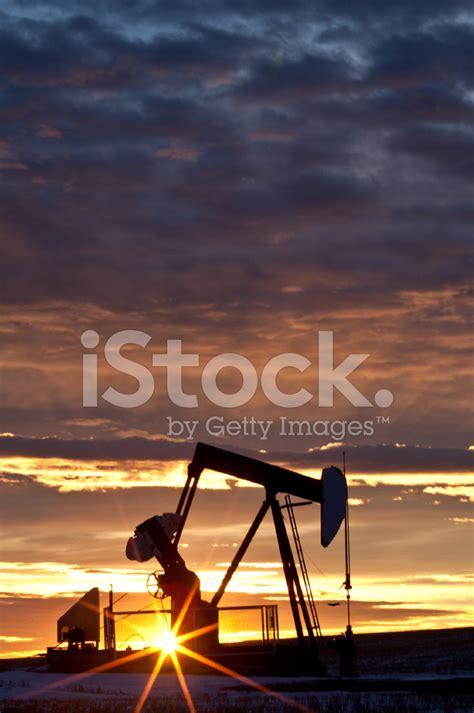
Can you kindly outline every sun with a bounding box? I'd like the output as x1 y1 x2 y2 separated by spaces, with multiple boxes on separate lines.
153 630 178 655
26 584 308 713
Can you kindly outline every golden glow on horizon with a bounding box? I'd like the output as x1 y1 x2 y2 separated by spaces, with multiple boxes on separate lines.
2 561 473 601
1 455 472 659
1 455 473 496
0 635 33 643
0 457 259 491
12 592 310 712
0 457 189 491
1 556 472 658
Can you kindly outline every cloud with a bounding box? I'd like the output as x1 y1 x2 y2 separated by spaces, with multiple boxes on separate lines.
423 485 474 502
0 434 192 461
1 467 472 656
0 635 34 642
367 23 474 90
0 5 472 321
0 434 472 471
0 0 472 660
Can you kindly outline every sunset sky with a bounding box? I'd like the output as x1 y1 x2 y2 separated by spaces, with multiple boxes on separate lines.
0 0 473 657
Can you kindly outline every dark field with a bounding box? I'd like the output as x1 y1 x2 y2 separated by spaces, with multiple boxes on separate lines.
323 626 474 676
1 627 473 712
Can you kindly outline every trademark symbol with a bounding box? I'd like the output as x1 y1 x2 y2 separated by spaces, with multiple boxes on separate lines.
377 415 390 424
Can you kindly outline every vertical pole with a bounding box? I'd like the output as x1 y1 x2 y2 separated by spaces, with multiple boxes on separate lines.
110 584 116 652
343 451 352 631
103 608 108 651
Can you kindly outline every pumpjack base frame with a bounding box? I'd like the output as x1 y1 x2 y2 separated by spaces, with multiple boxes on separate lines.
47 640 326 676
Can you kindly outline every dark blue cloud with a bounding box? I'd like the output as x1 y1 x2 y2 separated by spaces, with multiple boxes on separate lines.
0 435 472 474
0 0 472 447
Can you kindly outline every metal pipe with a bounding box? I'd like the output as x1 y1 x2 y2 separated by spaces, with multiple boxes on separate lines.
211 499 271 607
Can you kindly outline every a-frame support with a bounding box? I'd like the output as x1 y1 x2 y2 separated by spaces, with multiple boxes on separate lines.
207 489 318 651
211 498 271 607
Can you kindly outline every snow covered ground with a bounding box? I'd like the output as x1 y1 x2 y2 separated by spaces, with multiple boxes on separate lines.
1 668 473 712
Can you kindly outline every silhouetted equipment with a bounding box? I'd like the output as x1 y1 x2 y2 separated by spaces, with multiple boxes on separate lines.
57 587 100 649
103 584 115 652
126 511 218 650
50 443 351 675
124 442 348 672
339 451 356 675
334 624 357 677
177 443 346 548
